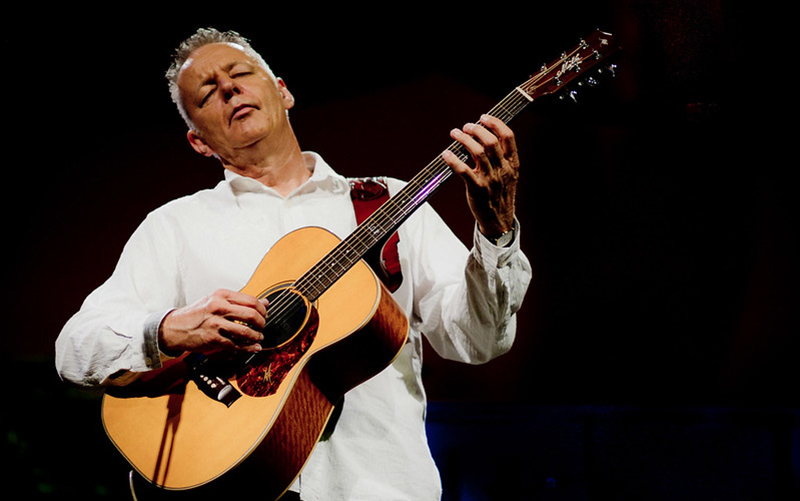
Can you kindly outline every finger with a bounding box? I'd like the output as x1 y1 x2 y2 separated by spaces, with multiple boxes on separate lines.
453 121 510 175
220 318 265 347
221 290 269 316
236 301 269 327
464 122 503 166
212 290 269 328
442 148 480 185
478 115 519 163
464 118 517 167
227 304 268 334
448 126 491 174
204 333 261 355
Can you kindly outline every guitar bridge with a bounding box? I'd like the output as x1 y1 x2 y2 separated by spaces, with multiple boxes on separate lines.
188 354 242 407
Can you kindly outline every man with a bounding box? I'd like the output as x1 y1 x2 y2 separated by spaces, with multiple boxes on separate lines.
56 28 532 500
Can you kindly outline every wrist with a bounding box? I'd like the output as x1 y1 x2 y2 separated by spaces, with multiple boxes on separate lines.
157 310 184 358
481 224 515 247
489 228 514 247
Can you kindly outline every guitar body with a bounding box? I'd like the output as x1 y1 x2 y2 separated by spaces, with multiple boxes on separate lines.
101 227 409 500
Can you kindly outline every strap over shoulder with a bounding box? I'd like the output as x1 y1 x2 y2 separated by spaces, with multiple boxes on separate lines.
348 177 403 292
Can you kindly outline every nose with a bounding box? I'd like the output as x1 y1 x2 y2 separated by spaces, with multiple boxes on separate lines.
219 76 241 102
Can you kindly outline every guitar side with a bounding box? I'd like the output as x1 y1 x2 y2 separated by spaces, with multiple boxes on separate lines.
101 226 409 499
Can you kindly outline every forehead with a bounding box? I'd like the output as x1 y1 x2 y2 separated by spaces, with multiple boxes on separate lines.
178 43 258 83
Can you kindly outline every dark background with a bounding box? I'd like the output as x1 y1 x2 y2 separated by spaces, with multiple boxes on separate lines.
2 2 795 499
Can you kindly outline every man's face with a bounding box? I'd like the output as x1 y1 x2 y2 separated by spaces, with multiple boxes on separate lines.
177 43 293 159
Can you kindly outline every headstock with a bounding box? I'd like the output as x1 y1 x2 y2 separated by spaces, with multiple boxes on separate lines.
519 30 620 103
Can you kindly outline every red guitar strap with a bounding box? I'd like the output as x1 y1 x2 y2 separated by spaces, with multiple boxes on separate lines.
348 177 403 292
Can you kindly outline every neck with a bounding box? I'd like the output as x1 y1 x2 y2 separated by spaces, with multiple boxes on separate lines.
221 131 310 197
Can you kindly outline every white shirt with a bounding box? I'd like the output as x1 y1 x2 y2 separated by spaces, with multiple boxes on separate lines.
55 152 532 500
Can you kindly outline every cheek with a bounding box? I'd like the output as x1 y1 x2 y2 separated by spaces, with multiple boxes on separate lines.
192 108 227 137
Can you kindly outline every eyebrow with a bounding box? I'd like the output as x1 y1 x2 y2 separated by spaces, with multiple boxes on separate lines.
199 61 254 86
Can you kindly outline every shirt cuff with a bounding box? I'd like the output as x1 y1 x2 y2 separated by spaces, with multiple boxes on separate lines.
474 217 522 267
144 308 178 369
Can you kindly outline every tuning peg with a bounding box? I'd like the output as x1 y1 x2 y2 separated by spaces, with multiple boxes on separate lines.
559 89 579 103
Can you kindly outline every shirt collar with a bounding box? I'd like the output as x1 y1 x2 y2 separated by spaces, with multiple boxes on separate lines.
223 151 350 196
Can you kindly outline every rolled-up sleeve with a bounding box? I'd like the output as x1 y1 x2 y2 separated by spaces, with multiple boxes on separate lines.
55 213 182 387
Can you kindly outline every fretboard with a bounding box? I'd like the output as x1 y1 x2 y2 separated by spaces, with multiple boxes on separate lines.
294 88 534 302
291 28 619 302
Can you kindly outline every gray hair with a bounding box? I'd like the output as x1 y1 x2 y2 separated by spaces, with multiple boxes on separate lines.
165 27 278 130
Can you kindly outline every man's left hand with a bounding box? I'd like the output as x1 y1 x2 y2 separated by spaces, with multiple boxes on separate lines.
442 114 520 241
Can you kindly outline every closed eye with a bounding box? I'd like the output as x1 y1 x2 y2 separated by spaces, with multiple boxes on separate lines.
196 63 255 106
199 87 215 107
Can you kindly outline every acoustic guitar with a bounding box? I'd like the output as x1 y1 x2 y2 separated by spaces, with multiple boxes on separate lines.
101 30 620 500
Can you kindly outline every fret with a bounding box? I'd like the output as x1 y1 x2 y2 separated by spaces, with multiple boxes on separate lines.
293 94 535 303
283 30 619 306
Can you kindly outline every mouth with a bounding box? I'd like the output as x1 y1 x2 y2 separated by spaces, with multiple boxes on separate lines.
229 104 258 124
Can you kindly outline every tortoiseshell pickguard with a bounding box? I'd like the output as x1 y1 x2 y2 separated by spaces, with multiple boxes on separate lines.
235 306 320 397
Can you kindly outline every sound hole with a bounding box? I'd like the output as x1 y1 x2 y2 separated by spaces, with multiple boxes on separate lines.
260 286 310 349
236 286 319 398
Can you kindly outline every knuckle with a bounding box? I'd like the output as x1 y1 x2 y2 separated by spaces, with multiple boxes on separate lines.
207 317 226 332
205 294 227 310
237 324 252 339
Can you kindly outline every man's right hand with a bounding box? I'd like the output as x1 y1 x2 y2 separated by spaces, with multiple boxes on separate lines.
158 289 268 355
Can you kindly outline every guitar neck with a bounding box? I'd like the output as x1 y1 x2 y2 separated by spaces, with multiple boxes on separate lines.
295 89 533 302
294 29 619 302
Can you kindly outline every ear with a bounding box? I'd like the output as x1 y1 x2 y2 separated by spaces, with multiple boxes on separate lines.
276 78 295 110
187 130 215 157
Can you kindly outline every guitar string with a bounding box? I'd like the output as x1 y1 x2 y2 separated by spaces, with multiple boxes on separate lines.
317 39 610 266
260 47 599 326
301 75 546 272
258 63 574 329
295 94 527 294
254 45 604 339
288 44 599 299
231 43 614 376
191 40 613 381
261 40 605 305
256 91 532 330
